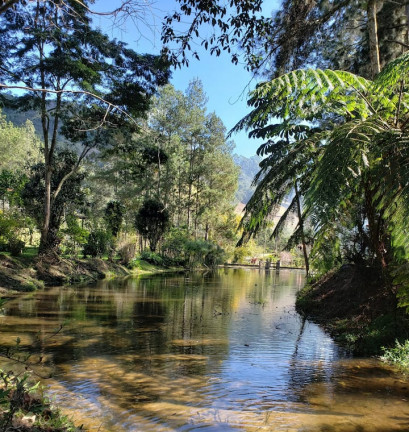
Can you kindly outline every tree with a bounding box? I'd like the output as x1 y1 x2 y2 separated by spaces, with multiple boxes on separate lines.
233 52 409 278
104 201 125 238
161 0 269 69
0 0 156 20
233 122 319 275
161 1 409 79
21 151 86 255
134 199 170 252
0 110 41 173
0 0 169 256
92 81 239 243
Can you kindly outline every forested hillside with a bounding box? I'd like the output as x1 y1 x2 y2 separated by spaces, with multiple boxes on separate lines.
2 104 258 206
232 154 261 204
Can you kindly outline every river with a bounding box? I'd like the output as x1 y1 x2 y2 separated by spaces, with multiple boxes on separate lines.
0 268 408 431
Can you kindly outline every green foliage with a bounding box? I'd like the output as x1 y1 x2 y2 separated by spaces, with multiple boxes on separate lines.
0 111 41 173
232 244 254 264
381 340 409 370
83 230 112 258
91 81 238 249
0 210 27 256
162 228 225 267
0 369 82 431
0 169 28 208
22 150 86 254
0 1 170 256
139 250 164 266
118 241 137 265
234 52 409 281
62 214 89 255
135 199 170 252
104 201 125 238
183 239 225 268
162 227 191 264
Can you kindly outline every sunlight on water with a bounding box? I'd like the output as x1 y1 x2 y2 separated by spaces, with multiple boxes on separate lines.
0 269 408 431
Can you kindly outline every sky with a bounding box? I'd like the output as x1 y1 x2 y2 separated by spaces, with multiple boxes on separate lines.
94 0 277 158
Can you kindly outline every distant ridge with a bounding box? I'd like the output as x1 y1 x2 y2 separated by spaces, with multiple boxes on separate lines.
233 153 261 204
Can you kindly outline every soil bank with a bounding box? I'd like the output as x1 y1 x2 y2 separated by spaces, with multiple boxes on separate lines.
296 264 409 355
0 253 178 295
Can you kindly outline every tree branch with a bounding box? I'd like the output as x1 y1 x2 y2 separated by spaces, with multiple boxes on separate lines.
0 83 137 125
0 0 19 14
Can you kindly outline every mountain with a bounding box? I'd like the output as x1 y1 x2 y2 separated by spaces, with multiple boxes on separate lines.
233 154 261 204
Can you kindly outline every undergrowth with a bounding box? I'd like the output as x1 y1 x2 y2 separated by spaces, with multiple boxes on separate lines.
0 369 83 431
381 340 409 370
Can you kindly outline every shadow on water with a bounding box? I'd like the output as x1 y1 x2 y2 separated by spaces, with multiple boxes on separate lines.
0 269 408 431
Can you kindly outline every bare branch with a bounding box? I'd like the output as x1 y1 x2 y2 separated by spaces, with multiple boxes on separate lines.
0 83 137 125
386 39 409 49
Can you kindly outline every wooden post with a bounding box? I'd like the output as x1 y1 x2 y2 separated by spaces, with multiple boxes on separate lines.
276 259 280 272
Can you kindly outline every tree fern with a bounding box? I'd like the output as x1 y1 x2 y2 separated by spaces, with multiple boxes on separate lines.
232 51 409 284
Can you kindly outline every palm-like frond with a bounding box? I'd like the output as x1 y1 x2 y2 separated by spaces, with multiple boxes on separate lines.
234 52 409 276
230 69 372 137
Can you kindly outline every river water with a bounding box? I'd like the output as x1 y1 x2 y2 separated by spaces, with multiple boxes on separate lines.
0 268 408 431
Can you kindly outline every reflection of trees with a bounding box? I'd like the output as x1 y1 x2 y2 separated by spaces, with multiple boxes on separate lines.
0 269 315 430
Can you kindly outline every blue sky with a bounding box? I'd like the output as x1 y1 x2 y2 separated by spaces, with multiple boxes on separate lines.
95 0 277 157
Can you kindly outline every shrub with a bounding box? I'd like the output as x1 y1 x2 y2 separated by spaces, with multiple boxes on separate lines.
83 230 111 258
381 340 409 369
0 211 26 256
0 369 81 431
8 237 25 257
162 228 190 265
118 242 136 265
184 239 225 268
139 250 164 266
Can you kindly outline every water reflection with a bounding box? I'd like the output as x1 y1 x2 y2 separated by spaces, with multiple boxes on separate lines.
0 269 408 431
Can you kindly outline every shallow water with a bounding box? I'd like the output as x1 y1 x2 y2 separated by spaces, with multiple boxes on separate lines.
0 268 408 431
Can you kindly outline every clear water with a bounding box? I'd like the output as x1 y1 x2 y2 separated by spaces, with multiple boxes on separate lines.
0 268 408 431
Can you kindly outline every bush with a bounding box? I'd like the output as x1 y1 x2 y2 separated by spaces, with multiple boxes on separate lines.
139 250 164 266
62 214 89 255
0 211 26 256
8 237 25 257
118 242 136 265
184 239 225 268
381 340 409 369
204 244 225 267
0 369 81 431
83 230 111 258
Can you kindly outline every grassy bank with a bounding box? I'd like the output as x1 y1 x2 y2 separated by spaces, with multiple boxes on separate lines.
0 249 181 295
296 264 409 355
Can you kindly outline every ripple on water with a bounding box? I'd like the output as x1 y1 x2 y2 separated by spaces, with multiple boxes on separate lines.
0 270 408 431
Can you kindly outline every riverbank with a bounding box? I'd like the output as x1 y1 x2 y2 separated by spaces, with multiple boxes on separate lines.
0 252 183 431
0 252 178 295
296 264 409 355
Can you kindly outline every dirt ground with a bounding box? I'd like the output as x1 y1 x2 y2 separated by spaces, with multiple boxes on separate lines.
296 264 409 354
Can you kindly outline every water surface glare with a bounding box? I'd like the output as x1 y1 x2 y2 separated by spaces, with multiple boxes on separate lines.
0 269 409 431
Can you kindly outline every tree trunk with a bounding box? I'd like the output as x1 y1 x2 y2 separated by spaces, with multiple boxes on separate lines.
204 223 209 241
364 180 388 269
367 0 381 78
294 179 310 276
